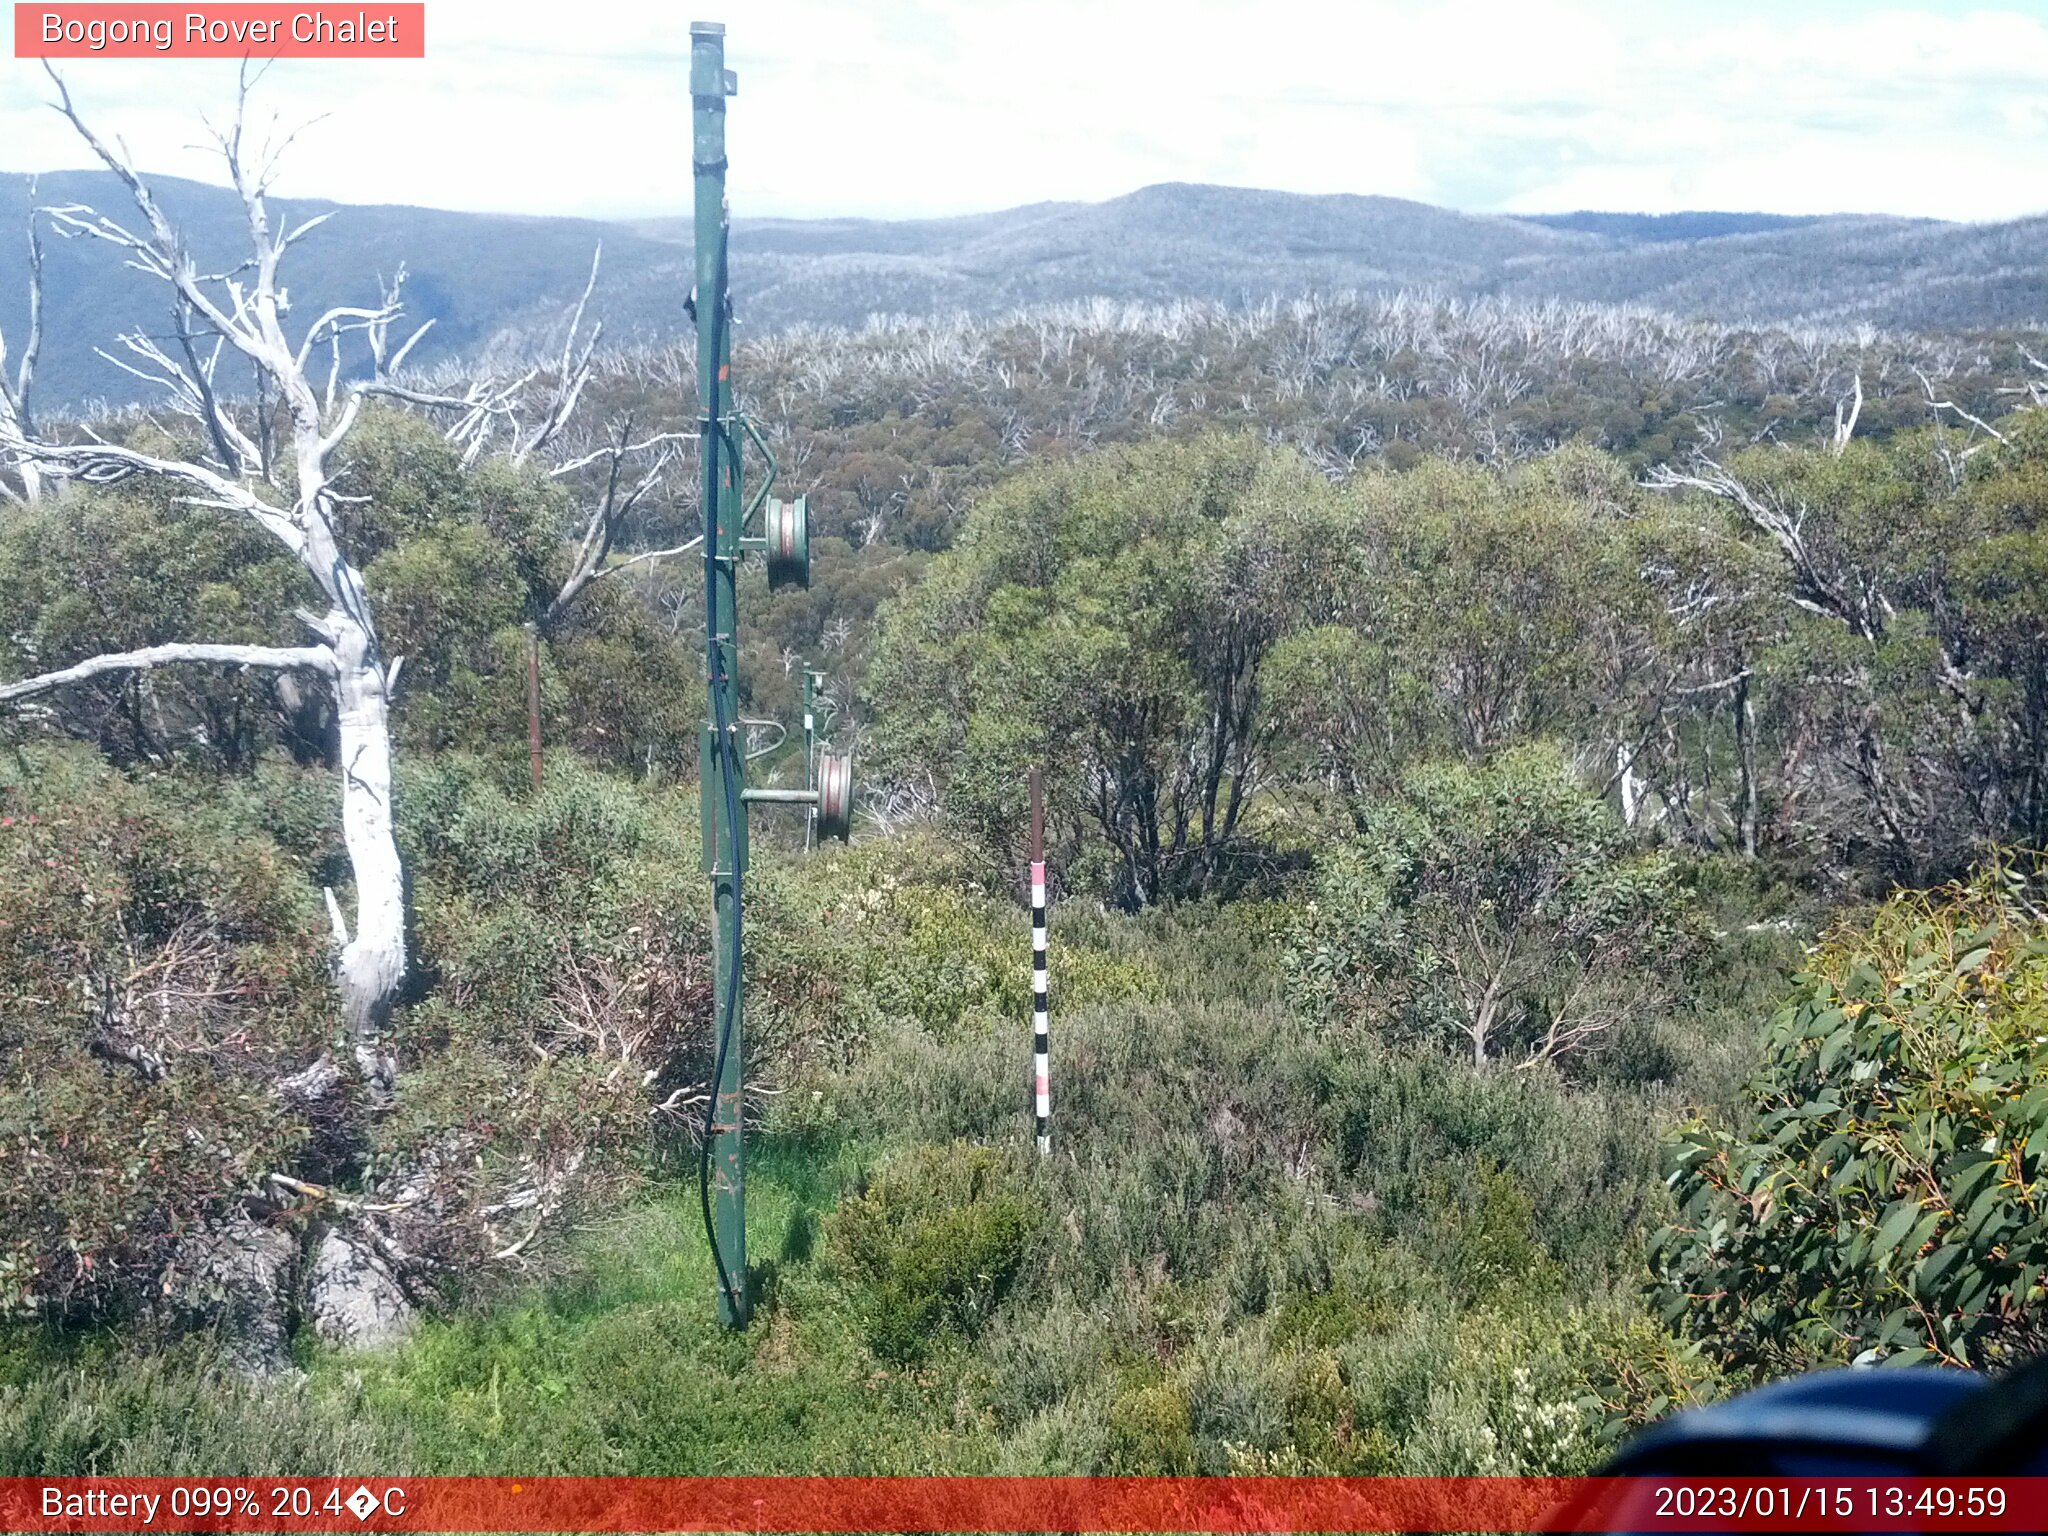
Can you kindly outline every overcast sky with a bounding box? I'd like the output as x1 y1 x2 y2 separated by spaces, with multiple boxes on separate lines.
3 0 2046 223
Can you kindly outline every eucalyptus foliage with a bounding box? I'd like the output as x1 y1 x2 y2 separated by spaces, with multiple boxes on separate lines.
1653 870 2048 1375
1286 745 1699 1066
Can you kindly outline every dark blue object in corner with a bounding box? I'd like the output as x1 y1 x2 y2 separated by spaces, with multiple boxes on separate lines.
1604 1367 1987 1476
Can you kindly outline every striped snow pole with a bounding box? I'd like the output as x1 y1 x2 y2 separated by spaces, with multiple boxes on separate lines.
1031 858 1050 1154
1029 767 1050 1155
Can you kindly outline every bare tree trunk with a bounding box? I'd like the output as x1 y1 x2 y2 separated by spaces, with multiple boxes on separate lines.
1471 967 1507 1066
332 618 404 1089
0 179 44 506
1615 740 1643 828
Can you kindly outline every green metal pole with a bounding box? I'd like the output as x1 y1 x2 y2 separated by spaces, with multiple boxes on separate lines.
691 18 748 1329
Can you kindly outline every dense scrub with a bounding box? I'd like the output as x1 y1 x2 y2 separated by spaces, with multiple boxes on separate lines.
560 294 2040 756
871 422 2048 906
3 310 2046 1471
0 749 335 1321
3 856 1753 1474
1285 745 1702 1067
0 747 706 1326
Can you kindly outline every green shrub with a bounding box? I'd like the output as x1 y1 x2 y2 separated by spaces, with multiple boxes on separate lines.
1319 1043 1668 1291
1275 1350 1399 1474
1102 1380 1196 1473
1434 1159 1557 1301
759 833 1160 1057
0 474 306 768
0 747 334 1321
399 755 654 911
1652 868 2048 1375
1286 744 1700 1068
827 1142 1035 1360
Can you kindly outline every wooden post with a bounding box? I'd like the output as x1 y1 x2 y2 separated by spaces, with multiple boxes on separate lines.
1028 766 1049 1155
525 622 544 792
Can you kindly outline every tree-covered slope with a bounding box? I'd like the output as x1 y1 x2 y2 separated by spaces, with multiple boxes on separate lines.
8 173 2048 410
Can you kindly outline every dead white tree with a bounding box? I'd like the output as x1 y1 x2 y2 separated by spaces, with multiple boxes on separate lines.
467 260 702 782
1914 364 2008 485
2000 347 2048 410
539 415 697 631
0 70 439 1092
375 245 700 787
1644 442 1999 871
0 180 44 504
507 412 694 789
1644 454 1893 643
387 244 608 471
1831 370 1862 457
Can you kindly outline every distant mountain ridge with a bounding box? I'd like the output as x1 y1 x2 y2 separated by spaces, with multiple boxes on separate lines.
2 174 2043 408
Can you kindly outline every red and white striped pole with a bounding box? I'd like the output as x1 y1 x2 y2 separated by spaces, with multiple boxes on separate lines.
1028 766 1050 1156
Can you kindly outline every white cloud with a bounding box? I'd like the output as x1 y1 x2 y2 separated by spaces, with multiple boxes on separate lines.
1 0 2044 221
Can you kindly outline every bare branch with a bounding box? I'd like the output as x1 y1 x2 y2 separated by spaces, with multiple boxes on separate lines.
266 1171 418 1215
0 642 335 705
42 68 255 357
539 420 690 629
1644 455 1884 641
574 533 703 587
0 428 304 551
323 886 351 947
1670 668 1754 697
1914 365 2007 448
278 208 336 252
507 244 604 466
1649 451 1982 721
547 430 690 478
385 316 434 377
295 302 398 371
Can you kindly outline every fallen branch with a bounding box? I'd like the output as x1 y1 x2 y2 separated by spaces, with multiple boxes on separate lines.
265 1171 419 1215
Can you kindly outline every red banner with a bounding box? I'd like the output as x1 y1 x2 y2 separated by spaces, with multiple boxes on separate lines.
13 5 425 58
2 1477 2046 1533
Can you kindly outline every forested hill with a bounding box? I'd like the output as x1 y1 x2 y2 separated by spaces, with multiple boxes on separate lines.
0 169 693 411
4 170 2046 407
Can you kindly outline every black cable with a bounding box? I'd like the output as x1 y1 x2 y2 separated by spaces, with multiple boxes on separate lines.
697 221 745 1323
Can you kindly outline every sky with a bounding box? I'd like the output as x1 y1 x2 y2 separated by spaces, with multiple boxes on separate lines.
2 0 2046 223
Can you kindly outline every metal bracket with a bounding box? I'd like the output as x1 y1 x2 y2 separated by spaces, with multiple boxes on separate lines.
741 414 778 525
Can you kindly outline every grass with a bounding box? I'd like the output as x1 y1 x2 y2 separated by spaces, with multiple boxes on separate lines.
329 1170 1002 1475
1 1146 1000 1476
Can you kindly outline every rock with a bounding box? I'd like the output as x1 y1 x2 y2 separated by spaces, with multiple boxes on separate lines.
162 1209 298 1377
304 1226 415 1350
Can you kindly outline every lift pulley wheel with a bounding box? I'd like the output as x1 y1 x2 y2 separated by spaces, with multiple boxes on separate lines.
764 496 811 591
815 749 854 842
